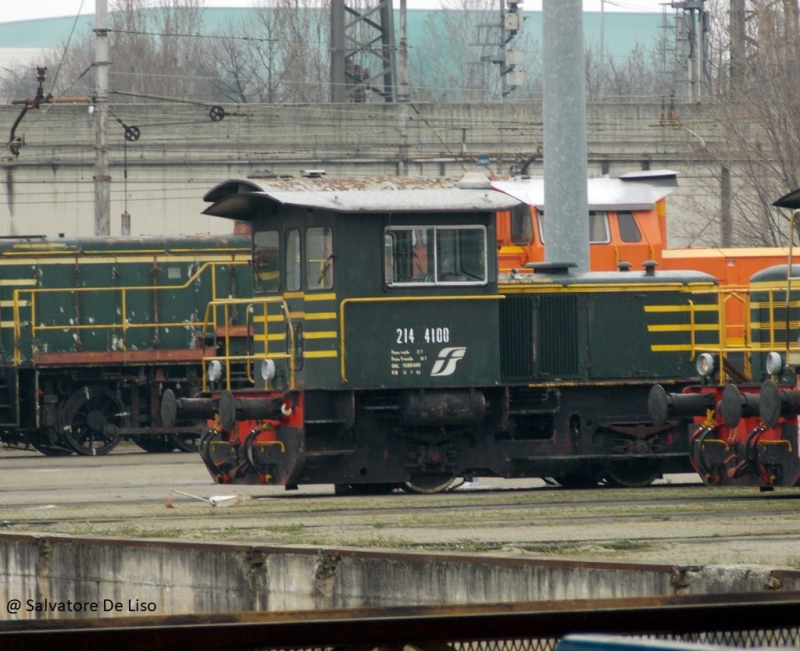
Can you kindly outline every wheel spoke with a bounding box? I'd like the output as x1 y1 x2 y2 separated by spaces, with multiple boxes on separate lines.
61 386 126 456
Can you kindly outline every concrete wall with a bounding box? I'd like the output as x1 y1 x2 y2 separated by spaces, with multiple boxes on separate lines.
0 101 722 243
1 533 798 620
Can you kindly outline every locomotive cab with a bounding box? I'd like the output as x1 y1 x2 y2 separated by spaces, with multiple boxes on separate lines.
493 170 677 273
177 176 521 492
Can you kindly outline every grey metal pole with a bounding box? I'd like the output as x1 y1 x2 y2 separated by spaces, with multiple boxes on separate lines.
94 0 110 236
542 0 590 272
330 0 346 103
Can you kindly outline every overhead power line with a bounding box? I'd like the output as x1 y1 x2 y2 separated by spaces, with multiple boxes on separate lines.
109 28 278 43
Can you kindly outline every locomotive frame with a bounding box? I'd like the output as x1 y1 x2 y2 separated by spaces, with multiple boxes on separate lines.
160 176 723 493
0 234 251 455
649 190 800 489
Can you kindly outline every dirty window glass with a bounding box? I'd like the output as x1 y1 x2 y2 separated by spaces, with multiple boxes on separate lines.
385 226 486 286
307 227 333 290
589 211 610 243
510 204 534 245
618 212 642 243
253 230 280 293
538 210 611 245
285 229 301 291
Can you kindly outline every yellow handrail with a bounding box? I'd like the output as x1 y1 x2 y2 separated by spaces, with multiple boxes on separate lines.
200 297 295 391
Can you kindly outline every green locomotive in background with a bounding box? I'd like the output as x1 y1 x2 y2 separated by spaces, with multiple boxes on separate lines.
0 233 250 455
158 176 720 493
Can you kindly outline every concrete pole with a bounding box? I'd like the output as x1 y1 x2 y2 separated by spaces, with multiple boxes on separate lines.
398 0 410 103
397 0 410 175
721 165 732 247
542 0 590 272
695 7 703 101
94 0 110 236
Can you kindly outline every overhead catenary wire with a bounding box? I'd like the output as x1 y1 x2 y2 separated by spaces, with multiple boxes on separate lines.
49 0 88 94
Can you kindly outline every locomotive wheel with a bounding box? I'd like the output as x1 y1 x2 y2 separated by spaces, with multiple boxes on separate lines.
60 386 127 456
28 427 73 456
132 435 177 454
401 472 455 494
168 432 200 452
604 461 660 488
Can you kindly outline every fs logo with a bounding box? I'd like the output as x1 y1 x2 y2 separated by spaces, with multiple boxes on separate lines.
430 347 467 377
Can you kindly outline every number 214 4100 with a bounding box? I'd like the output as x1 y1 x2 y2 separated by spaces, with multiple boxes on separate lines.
395 327 450 345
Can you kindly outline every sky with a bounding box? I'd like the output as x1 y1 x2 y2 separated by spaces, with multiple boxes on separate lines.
0 0 667 25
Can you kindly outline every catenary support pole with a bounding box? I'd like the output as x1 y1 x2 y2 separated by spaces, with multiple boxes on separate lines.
94 0 110 236
542 0 590 272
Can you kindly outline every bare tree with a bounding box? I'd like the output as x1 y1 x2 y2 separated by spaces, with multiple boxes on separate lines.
585 42 659 100
675 0 800 247
204 1 329 104
108 0 212 101
3 0 216 104
415 0 532 101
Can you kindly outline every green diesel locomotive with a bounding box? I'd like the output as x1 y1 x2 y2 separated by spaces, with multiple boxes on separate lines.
161 176 720 493
0 233 251 455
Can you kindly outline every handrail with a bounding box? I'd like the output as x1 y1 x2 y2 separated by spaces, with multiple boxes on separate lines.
200 297 295 391
685 282 800 383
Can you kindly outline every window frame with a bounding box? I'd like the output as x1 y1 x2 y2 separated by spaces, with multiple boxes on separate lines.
305 226 334 291
252 228 281 294
384 224 488 287
284 228 302 292
537 210 612 244
617 211 643 243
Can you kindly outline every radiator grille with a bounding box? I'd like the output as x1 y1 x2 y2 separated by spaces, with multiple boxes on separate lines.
500 294 579 380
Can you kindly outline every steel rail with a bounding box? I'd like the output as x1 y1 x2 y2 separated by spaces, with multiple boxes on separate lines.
1 592 799 651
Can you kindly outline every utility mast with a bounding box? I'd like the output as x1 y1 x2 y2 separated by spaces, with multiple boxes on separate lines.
94 0 110 235
330 0 397 103
542 0 589 272
473 0 525 99
502 0 525 96
669 0 709 102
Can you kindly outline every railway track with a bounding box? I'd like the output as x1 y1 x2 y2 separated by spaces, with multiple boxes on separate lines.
1 446 799 567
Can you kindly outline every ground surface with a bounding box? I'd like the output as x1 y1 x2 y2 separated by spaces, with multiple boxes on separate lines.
2 443 800 568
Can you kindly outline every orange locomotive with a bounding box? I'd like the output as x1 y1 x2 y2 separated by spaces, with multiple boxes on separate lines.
492 170 790 284
492 170 791 349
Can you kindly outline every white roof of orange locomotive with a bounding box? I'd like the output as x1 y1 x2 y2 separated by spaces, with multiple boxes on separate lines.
491 170 678 211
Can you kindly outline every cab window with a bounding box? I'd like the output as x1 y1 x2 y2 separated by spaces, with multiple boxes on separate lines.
589 212 611 243
307 226 333 290
253 229 280 293
510 204 534 245
618 212 642 242
285 228 301 291
385 226 486 286
538 210 611 244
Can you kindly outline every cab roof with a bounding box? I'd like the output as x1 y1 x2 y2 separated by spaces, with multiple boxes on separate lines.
491 170 678 211
203 177 521 221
